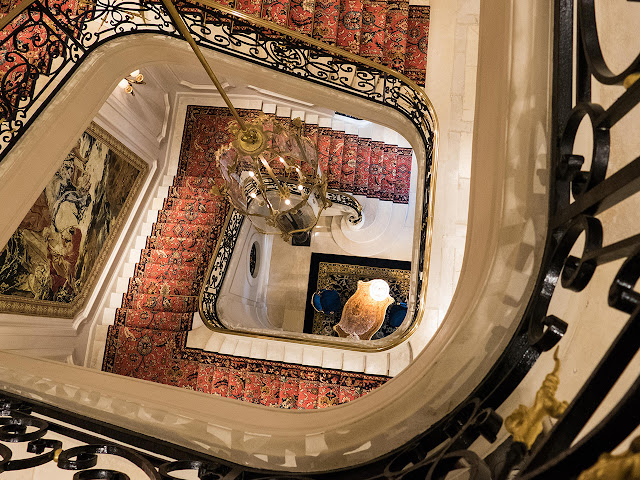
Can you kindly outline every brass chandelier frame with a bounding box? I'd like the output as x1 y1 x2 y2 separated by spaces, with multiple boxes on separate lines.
162 0 332 240
216 116 332 239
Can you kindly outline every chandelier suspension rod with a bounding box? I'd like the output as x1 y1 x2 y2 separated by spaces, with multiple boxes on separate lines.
161 0 247 132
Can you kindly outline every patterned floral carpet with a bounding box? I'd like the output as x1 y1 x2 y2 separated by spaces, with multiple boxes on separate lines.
304 253 411 339
102 106 400 408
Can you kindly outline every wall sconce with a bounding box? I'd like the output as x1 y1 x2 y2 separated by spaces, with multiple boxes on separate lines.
118 69 145 96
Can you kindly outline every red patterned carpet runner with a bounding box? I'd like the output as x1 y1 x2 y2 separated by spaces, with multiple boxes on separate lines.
316 127 332 174
367 140 384 198
288 0 315 33
313 0 340 44
359 0 387 63
102 106 411 408
404 5 430 85
340 134 359 192
382 0 409 72
262 0 290 26
394 146 412 203
328 129 345 189
336 0 363 54
353 137 371 195
302 123 319 177
234 0 263 31
236 0 263 16
232 0 431 84
380 144 397 201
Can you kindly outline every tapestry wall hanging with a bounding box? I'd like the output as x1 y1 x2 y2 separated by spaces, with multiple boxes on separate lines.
0 122 148 318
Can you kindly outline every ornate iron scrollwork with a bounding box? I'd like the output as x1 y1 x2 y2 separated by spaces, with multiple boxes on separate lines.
1 0 639 478
0 0 434 160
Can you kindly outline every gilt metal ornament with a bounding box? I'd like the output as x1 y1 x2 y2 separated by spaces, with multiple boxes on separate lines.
504 348 568 449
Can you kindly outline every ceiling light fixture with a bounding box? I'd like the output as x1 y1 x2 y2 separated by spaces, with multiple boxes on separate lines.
161 0 339 241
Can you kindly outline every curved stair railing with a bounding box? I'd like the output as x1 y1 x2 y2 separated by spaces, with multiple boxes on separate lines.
2 0 640 478
0 0 437 153
0 0 436 347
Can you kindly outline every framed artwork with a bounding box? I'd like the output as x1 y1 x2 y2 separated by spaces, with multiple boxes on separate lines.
0 122 148 318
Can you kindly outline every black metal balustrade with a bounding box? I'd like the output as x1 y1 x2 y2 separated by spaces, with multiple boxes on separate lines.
1 0 640 478
0 0 435 163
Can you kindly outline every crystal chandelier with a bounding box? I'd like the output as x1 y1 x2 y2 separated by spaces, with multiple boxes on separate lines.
163 0 332 241
216 117 330 240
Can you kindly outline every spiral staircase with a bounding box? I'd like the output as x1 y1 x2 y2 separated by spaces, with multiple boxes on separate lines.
1 0 640 479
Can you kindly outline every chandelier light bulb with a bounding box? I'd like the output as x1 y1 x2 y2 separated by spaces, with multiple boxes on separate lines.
118 79 129 89
369 279 390 302
130 69 140 77
215 116 346 241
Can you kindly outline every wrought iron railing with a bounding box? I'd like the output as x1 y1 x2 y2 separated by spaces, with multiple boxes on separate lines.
0 0 436 349
0 0 436 155
2 0 639 478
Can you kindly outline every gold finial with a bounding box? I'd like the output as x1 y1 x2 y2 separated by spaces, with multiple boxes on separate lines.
578 436 640 480
624 73 640 90
53 448 63 463
504 347 568 449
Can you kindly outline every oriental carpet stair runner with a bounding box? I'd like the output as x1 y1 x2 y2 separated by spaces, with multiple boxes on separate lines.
0 0 429 84
230 0 431 84
103 105 413 408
